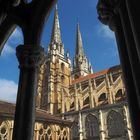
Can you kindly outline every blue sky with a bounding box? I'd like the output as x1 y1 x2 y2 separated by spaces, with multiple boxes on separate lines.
0 0 120 102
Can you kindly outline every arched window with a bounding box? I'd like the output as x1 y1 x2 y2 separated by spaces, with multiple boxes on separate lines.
71 122 79 139
98 93 108 106
107 111 126 139
85 114 100 140
61 63 65 72
115 89 125 102
61 75 65 83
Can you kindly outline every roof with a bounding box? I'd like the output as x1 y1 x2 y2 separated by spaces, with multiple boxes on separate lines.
0 100 72 126
72 65 121 84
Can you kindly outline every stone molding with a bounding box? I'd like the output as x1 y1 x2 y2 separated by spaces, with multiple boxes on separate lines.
16 45 46 69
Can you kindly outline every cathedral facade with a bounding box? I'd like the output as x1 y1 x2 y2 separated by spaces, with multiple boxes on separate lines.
0 7 134 140
36 7 134 140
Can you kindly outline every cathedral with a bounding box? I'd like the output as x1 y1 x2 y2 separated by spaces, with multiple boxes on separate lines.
0 7 134 140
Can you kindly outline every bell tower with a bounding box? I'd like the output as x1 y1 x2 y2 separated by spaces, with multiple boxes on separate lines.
72 23 93 79
39 6 71 115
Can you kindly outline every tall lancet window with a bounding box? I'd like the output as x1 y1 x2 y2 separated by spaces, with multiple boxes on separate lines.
85 114 100 140
107 110 127 139
71 122 79 140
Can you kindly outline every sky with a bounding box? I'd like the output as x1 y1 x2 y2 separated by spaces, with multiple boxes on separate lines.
0 0 120 102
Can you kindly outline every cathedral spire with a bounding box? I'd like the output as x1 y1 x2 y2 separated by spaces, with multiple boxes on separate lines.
76 23 85 57
51 5 62 44
72 23 93 79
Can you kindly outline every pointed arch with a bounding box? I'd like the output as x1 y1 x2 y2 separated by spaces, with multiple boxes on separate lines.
85 114 100 140
107 110 126 139
115 89 126 102
98 93 108 106
71 121 79 140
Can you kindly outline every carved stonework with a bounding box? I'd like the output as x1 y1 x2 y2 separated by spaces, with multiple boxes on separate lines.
97 0 120 30
16 45 46 69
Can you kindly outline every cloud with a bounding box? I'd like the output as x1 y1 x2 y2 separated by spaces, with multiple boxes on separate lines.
0 79 18 103
103 45 119 58
97 24 115 40
1 44 15 57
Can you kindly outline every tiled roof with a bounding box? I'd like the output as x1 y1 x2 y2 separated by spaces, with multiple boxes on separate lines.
0 100 72 126
72 65 121 84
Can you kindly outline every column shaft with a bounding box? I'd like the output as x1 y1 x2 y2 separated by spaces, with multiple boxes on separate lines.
126 0 140 60
99 110 106 140
119 2 140 108
74 84 79 111
114 16 140 139
12 46 45 140
123 106 133 140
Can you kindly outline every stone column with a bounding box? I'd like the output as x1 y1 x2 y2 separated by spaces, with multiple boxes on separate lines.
114 16 140 140
97 0 140 139
123 106 134 140
88 79 94 108
118 1 140 108
79 112 83 140
105 74 113 104
109 73 115 103
12 45 45 140
74 84 79 111
126 0 140 60
61 88 65 118
99 110 106 140
93 78 97 106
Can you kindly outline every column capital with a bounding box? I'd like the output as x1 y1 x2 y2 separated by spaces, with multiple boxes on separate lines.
97 0 121 31
16 45 46 69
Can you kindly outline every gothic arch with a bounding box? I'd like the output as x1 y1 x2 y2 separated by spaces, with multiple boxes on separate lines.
71 121 79 140
98 93 108 106
83 96 89 109
115 89 125 102
85 114 100 140
38 124 54 140
61 63 65 72
107 110 126 139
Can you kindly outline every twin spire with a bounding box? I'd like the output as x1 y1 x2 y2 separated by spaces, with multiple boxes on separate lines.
76 23 85 58
51 6 62 44
50 5 85 57
50 5 93 77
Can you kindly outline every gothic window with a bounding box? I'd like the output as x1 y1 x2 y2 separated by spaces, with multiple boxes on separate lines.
85 114 100 140
98 93 108 106
107 111 126 139
71 122 79 139
61 75 65 83
115 89 125 102
61 63 65 72
38 125 53 140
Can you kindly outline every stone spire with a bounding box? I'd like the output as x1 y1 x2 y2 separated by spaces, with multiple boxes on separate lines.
72 23 93 79
48 5 64 56
51 5 62 44
76 23 84 58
